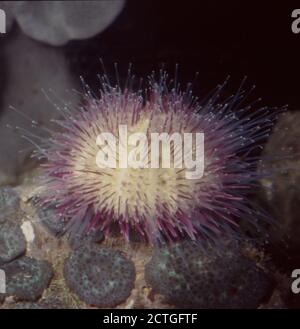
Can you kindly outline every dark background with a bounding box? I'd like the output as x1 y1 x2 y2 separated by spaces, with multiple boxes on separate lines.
66 0 300 110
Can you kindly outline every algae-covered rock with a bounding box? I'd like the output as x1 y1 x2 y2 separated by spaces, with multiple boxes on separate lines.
0 221 26 265
0 256 53 301
145 241 274 308
64 244 135 307
0 186 20 224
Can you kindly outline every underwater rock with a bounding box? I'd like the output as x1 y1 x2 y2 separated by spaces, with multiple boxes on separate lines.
35 200 67 237
0 256 53 301
35 199 104 248
259 111 300 264
0 186 20 223
5 1 125 46
0 30 80 185
0 221 26 265
64 244 135 307
68 226 105 250
145 241 274 308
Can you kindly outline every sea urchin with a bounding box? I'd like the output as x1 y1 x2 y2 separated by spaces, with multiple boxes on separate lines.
29 67 283 245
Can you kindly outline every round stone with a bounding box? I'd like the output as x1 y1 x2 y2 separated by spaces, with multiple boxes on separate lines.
64 244 135 307
0 256 53 301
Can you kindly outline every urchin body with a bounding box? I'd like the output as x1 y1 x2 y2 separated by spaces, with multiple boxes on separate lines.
33 72 282 244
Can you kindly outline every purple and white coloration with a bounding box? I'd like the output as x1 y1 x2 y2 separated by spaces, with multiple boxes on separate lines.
27 68 284 245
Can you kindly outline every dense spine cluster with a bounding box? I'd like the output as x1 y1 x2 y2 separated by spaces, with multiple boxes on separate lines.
28 69 283 245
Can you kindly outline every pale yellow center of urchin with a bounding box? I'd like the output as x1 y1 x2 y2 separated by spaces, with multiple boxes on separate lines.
68 108 215 224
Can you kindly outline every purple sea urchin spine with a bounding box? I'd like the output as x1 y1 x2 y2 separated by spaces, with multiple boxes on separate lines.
28 68 284 245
